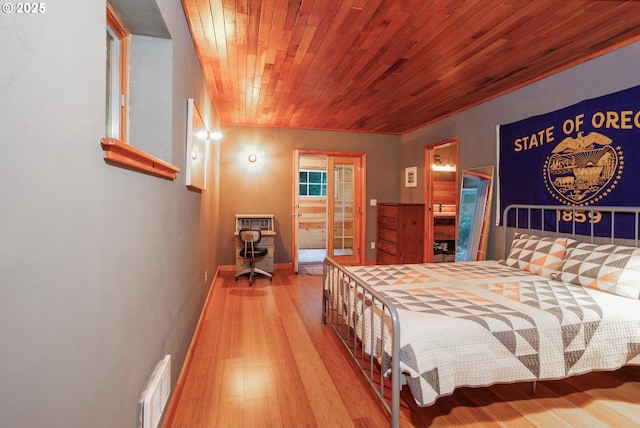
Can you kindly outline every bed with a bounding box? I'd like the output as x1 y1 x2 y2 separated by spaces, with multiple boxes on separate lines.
322 204 640 428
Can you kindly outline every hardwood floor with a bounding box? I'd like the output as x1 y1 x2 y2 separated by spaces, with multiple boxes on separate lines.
164 268 640 428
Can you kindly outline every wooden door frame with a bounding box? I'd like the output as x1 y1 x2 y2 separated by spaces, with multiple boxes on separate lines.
423 138 458 262
292 149 366 269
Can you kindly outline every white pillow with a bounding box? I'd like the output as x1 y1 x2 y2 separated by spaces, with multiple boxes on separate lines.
552 241 640 300
505 233 568 278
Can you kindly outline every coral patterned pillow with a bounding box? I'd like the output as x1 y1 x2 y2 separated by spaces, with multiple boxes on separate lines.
552 241 640 300
505 233 567 278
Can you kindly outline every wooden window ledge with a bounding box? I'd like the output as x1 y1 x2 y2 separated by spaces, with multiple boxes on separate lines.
100 138 180 180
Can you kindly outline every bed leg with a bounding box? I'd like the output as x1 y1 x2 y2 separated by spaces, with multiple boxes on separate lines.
531 381 537 395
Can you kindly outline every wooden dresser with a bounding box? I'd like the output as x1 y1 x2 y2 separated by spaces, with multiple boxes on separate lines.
376 203 425 264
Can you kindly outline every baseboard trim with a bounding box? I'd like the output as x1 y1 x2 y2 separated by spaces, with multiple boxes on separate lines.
162 265 220 427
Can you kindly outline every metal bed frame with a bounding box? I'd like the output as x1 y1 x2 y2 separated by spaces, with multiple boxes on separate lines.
502 204 640 249
321 258 401 425
322 204 640 428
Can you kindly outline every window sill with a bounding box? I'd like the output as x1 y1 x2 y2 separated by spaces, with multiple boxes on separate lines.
100 138 180 180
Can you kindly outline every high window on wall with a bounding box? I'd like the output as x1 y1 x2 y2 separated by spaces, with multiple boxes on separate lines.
106 4 129 140
101 2 179 180
299 170 327 196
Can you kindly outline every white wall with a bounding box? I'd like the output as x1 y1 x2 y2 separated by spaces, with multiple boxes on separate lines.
0 1 220 427
402 41 640 259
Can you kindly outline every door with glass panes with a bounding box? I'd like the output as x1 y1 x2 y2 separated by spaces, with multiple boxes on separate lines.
293 151 363 271
327 156 361 265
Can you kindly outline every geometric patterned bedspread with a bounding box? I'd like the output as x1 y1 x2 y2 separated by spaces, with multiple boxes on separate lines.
345 260 640 407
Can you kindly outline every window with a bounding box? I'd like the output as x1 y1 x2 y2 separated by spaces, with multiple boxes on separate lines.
101 3 179 180
106 4 129 140
299 170 327 196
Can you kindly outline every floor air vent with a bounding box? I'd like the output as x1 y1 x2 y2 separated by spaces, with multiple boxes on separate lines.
137 354 171 428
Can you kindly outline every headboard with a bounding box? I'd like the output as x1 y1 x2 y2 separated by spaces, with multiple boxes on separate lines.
502 204 640 259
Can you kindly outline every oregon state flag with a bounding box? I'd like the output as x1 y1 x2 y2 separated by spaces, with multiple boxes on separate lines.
498 84 640 237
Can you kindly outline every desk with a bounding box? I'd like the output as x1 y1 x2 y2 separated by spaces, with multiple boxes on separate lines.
234 214 275 275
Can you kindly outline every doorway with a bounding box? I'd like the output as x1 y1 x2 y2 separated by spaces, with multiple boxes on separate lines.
424 139 458 263
292 150 365 272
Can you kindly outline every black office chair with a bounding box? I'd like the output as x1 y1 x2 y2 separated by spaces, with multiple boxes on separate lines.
235 229 272 285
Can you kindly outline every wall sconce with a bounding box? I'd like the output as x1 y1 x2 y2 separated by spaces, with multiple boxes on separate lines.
432 154 456 172
209 130 223 141
195 130 222 142
191 150 198 160
248 153 257 163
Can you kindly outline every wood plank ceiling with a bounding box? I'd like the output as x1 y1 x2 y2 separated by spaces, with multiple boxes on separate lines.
182 0 640 135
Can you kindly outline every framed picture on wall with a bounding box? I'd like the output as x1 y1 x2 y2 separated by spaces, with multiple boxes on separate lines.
185 98 208 191
405 166 417 187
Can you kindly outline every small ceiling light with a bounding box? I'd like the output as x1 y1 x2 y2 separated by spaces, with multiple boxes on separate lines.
248 153 257 163
196 130 209 141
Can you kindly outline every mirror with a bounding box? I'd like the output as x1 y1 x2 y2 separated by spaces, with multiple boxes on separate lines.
455 166 494 262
